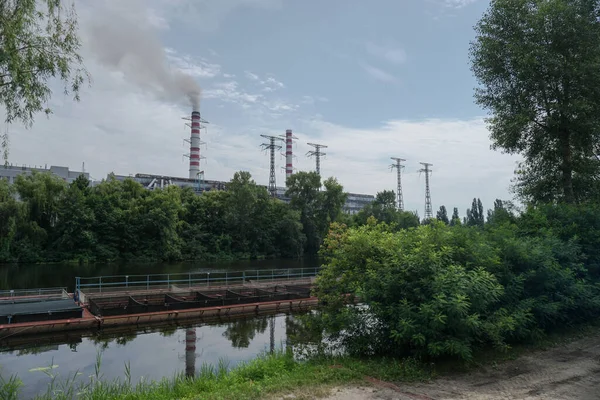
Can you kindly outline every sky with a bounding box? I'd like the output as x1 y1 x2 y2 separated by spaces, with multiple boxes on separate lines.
4 0 520 216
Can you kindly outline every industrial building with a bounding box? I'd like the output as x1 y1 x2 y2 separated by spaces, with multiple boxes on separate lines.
110 172 374 214
0 164 89 184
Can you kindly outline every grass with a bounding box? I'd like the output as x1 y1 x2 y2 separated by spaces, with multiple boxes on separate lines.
0 350 430 400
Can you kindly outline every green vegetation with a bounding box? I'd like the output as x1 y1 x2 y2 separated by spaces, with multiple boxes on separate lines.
1 351 429 400
315 201 600 361
0 170 347 263
470 0 600 203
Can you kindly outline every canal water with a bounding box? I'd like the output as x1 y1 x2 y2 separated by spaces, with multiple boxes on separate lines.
0 259 321 399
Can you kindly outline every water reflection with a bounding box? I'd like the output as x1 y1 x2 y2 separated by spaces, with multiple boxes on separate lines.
185 328 196 378
0 312 321 399
222 317 269 349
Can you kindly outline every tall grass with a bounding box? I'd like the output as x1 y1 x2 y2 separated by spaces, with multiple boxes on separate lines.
1 350 429 400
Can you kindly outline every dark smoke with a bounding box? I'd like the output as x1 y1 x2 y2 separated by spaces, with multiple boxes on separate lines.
86 4 201 110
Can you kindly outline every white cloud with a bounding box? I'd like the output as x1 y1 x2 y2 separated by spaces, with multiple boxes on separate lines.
443 0 479 9
246 72 285 91
361 64 399 83
265 77 284 88
245 71 260 81
366 42 407 65
204 81 263 106
165 48 221 79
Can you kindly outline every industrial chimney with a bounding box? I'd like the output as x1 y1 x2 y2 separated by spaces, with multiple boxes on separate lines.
189 110 201 180
285 129 293 180
282 129 297 183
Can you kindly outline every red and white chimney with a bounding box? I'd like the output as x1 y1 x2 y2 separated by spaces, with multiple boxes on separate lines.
285 129 293 180
189 110 201 180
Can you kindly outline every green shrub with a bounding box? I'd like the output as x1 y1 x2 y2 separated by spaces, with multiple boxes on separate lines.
316 205 600 361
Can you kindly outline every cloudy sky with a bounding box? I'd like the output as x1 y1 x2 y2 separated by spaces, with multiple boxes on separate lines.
6 0 519 216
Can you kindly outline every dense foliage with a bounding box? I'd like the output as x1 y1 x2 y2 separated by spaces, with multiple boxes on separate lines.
0 170 347 263
470 0 600 203
315 202 600 361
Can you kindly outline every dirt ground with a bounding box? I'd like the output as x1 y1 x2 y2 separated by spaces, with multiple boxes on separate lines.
311 332 600 400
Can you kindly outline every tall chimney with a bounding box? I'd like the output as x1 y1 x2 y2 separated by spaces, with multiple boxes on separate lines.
285 129 293 180
189 110 201 179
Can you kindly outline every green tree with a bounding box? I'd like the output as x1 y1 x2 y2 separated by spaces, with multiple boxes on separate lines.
466 198 485 227
354 190 420 230
470 0 600 204
450 207 461 226
0 0 89 127
0 179 21 261
322 177 347 224
52 174 96 260
285 172 323 254
436 205 449 224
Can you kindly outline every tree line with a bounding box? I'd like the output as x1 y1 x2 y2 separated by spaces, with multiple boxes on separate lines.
0 170 347 263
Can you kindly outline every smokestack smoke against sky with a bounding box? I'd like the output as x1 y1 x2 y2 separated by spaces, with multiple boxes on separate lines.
86 4 201 110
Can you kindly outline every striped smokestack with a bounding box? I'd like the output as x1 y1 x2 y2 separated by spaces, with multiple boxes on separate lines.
285 129 293 180
189 110 201 180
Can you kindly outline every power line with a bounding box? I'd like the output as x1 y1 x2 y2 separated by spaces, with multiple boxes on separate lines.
306 142 328 176
419 162 433 219
261 134 284 197
390 157 406 211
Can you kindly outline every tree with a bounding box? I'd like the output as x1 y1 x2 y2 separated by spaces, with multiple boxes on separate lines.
374 190 396 210
466 198 485 227
470 0 600 204
286 172 324 254
1 1 89 125
286 172 346 254
436 205 449 224
450 207 461 226
322 177 347 224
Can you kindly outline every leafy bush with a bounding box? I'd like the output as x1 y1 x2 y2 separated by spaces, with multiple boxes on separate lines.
316 205 600 361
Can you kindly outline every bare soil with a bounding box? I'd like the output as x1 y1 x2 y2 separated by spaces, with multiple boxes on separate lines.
306 332 600 400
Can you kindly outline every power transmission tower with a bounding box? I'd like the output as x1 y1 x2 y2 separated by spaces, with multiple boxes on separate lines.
390 157 406 211
419 162 433 219
306 143 328 176
261 135 284 197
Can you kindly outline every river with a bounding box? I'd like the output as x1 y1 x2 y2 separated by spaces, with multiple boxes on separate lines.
0 258 321 399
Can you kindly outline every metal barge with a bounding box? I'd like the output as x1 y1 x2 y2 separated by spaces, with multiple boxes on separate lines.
0 268 319 340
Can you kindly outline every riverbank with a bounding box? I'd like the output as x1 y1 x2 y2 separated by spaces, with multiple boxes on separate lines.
4 321 600 399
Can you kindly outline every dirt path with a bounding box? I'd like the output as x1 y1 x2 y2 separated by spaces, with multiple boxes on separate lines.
320 333 600 400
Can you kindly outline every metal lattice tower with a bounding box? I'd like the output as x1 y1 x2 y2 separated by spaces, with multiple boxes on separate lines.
261 135 284 197
306 142 328 176
419 162 433 219
390 157 406 211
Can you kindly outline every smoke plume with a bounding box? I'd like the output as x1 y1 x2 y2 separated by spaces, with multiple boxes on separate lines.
86 4 201 110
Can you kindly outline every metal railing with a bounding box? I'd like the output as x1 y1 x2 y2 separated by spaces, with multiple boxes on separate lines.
0 287 69 300
75 268 319 298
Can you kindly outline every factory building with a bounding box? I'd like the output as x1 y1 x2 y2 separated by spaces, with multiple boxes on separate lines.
0 164 89 184
110 172 374 215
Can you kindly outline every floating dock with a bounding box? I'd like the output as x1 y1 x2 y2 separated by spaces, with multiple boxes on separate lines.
0 268 319 341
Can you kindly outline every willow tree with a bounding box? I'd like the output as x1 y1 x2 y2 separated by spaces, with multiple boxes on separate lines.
470 0 600 204
0 0 89 158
